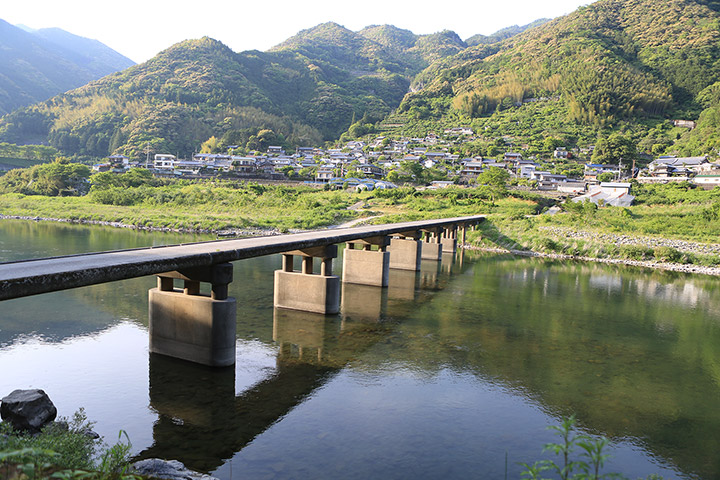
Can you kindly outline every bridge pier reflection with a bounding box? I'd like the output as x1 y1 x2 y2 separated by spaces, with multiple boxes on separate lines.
138 249 476 473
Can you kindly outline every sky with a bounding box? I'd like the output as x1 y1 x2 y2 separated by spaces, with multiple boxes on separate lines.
4 0 594 63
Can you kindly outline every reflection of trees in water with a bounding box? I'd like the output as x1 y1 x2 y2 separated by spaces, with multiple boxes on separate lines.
354 255 720 480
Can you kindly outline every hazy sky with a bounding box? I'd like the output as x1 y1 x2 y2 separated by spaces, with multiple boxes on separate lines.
4 0 593 63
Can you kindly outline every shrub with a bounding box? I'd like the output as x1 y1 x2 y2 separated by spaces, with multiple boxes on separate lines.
619 245 654 260
535 237 558 252
0 409 99 471
653 246 683 263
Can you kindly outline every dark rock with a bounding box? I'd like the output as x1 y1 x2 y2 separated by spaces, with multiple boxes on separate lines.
0 389 57 433
131 459 218 480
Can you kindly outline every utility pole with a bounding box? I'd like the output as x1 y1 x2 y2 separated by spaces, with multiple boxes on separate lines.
144 143 151 168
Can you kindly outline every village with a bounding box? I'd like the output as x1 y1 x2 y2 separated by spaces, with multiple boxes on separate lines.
92 126 720 206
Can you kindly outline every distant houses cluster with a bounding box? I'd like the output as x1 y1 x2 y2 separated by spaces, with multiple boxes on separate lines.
93 128 720 201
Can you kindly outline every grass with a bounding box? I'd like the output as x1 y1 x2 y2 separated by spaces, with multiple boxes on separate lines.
2 178 720 268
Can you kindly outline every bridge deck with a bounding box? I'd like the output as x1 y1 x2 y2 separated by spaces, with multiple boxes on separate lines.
0 216 484 300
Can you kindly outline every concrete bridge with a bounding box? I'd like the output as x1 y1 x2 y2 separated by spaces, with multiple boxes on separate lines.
0 215 484 367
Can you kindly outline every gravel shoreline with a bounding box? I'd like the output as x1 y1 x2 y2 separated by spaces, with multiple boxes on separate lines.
462 244 720 276
539 226 720 256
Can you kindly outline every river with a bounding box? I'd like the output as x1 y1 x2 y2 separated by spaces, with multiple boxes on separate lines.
1 219 719 479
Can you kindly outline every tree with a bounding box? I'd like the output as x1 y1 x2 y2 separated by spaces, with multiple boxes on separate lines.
200 136 221 153
476 166 510 204
591 133 636 165
543 137 564 152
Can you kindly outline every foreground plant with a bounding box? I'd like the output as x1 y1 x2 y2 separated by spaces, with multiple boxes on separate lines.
519 415 653 480
0 410 136 480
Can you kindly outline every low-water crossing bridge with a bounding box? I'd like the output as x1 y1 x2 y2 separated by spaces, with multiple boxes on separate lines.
0 215 484 366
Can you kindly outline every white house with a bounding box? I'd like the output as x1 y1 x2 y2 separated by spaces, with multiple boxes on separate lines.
572 182 634 207
154 154 176 170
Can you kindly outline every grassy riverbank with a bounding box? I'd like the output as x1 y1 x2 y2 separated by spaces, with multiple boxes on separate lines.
0 181 548 232
2 177 720 271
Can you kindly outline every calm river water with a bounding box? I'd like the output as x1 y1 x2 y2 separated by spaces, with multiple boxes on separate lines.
1 219 719 479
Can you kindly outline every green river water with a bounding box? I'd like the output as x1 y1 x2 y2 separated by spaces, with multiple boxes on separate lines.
1 219 719 479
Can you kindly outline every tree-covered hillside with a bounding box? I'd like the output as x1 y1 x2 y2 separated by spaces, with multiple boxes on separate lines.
2 0 720 160
395 0 720 156
0 21 476 158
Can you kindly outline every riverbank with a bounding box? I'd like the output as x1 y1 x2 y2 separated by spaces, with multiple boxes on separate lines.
4 210 720 277
467 216 720 277
464 244 720 276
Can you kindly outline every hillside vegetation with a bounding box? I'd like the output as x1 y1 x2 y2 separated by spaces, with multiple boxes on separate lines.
1 0 720 161
0 23 474 160
394 0 720 156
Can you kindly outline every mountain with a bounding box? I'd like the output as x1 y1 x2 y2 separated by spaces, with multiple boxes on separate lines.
4 0 720 160
465 19 550 46
32 27 135 76
396 0 720 154
0 23 467 158
0 19 134 116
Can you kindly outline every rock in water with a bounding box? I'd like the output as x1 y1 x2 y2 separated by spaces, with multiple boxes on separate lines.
0 389 58 433
132 459 219 480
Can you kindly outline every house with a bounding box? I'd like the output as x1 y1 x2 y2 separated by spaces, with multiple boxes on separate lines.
673 120 697 129
553 148 570 159
504 152 523 163
648 156 708 177
518 163 538 178
91 163 112 173
267 146 285 155
296 147 315 156
584 163 621 181
107 155 130 166
316 166 335 183
153 154 176 170
360 164 383 178
230 156 256 173
443 127 474 136
460 161 484 177
557 182 587 194
426 152 447 162
572 182 634 207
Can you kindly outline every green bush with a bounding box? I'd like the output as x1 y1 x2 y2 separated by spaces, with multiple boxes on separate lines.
535 237 558 252
619 244 654 260
653 246 683 263
0 409 99 471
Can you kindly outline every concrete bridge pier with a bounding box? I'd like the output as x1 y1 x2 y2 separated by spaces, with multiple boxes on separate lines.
421 228 443 261
441 225 458 254
274 245 340 315
342 235 391 287
387 231 422 271
149 263 237 367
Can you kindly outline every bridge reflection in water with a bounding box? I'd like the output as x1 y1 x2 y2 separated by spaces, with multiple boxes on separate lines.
138 251 465 472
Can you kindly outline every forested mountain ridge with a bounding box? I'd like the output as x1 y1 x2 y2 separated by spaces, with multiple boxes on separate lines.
465 19 551 46
0 22 473 158
397 0 720 155
0 20 134 116
3 0 720 160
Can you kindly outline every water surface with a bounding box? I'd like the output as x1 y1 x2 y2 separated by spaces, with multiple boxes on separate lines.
1 219 718 479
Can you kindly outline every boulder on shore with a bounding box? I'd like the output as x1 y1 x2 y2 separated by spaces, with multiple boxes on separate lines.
0 389 58 433
131 459 218 480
